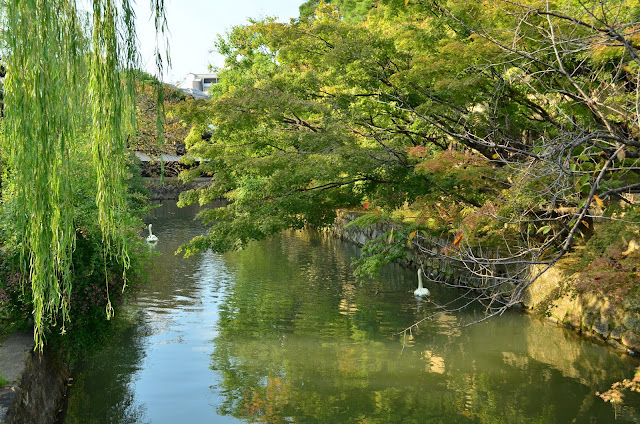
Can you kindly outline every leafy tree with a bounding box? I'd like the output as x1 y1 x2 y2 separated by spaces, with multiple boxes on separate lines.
131 71 190 157
387 0 640 319
0 0 166 350
177 12 431 255
178 0 640 326
299 0 376 21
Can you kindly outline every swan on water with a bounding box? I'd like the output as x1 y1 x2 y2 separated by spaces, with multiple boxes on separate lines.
146 224 158 243
414 268 430 297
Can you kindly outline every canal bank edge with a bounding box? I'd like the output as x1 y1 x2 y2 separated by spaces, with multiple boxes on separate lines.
0 179 204 423
143 177 211 200
0 333 69 424
522 265 640 353
326 210 640 354
0 333 32 424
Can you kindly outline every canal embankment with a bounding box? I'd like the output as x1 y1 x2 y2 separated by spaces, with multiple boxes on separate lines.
0 333 69 424
522 263 640 353
0 178 212 423
143 177 211 200
326 210 640 354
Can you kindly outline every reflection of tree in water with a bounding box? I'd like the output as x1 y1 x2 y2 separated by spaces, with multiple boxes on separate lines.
211 231 640 423
210 232 452 422
62 312 150 424
63 200 221 424
430 316 640 423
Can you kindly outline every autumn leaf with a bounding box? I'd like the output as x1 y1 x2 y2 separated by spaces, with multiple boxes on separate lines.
363 202 371 210
407 230 416 246
407 145 426 158
453 233 463 247
593 194 604 209
593 162 602 176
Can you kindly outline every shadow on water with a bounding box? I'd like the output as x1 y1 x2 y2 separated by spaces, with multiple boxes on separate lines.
61 201 640 424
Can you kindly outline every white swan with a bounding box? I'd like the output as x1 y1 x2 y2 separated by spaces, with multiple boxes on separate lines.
146 224 158 243
414 268 430 297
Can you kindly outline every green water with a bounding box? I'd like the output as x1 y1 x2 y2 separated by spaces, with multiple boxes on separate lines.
61 201 640 423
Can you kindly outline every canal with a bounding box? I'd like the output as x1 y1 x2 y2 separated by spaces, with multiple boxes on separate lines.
61 201 640 423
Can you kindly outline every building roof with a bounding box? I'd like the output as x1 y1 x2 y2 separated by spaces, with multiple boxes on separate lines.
178 72 218 89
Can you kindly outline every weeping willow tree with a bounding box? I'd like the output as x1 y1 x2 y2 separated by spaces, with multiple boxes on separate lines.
2 0 166 351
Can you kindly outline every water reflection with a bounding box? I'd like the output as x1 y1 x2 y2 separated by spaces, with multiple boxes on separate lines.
214 230 640 424
63 201 241 424
62 202 640 424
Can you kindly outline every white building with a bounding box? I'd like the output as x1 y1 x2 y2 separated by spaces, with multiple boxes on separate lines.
180 73 219 92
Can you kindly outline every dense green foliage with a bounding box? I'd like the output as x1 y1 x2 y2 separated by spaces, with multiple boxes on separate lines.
132 71 189 154
176 0 639 316
0 153 152 352
0 0 166 350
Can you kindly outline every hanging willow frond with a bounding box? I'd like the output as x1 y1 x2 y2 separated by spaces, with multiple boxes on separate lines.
3 0 166 351
89 0 136 319
5 0 84 351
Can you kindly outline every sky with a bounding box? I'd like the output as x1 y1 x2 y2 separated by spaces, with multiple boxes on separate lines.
133 0 303 85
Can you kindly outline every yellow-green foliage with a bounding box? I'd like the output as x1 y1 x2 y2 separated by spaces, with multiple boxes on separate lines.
2 0 165 351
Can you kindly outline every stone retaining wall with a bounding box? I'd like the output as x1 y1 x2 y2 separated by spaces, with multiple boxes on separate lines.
4 348 69 424
325 211 484 282
327 210 640 354
143 177 211 200
523 265 640 353
326 211 524 297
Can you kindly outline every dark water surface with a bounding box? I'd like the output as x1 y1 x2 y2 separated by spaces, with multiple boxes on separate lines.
62 201 640 423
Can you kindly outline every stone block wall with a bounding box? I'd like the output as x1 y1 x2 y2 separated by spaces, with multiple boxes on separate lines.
325 211 459 276
328 210 640 354
5 348 69 424
523 265 640 353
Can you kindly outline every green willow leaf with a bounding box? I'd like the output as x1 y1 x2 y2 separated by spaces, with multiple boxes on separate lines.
3 0 166 351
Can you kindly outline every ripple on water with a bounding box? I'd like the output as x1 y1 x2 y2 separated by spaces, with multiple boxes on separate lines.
61 204 640 424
